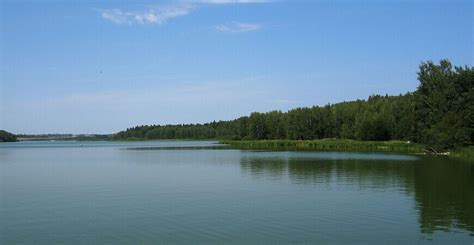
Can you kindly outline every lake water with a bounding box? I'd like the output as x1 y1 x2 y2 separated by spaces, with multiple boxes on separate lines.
1 141 473 244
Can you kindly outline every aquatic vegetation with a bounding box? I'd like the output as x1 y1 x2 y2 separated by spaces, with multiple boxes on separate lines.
220 139 425 154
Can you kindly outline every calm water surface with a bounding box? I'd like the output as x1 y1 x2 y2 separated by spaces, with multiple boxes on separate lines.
1 141 473 244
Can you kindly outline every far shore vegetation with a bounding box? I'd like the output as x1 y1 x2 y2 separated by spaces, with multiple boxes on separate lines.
0 130 17 142
450 146 474 161
2 60 473 160
112 60 472 157
220 139 424 154
0 133 112 142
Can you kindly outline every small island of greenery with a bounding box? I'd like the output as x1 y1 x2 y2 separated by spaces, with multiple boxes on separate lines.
0 130 17 142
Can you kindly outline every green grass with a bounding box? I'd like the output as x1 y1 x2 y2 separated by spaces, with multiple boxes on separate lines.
450 146 474 162
220 139 425 154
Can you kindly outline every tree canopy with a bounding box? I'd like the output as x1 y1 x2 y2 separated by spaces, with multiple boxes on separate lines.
0 130 17 142
114 60 473 151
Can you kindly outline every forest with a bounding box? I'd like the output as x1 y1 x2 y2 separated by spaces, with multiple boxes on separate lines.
0 130 17 142
114 60 473 151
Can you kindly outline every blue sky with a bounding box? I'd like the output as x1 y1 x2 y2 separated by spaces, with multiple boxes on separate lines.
1 0 472 134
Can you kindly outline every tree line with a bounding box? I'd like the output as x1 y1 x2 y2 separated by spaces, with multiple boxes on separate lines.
0 130 17 142
114 60 473 150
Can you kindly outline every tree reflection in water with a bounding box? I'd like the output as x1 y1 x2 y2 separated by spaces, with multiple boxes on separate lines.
239 152 474 235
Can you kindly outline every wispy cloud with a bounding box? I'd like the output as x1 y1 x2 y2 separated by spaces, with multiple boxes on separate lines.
215 22 262 32
99 0 271 25
100 4 194 25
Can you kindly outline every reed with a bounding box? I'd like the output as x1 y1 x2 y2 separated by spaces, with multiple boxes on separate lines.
220 139 425 154
450 146 474 162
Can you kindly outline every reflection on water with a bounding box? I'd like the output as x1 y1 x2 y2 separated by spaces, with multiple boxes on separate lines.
413 158 474 234
240 152 474 235
1 141 473 243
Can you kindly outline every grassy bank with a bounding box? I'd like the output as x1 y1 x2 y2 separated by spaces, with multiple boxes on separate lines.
220 139 425 154
450 146 474 162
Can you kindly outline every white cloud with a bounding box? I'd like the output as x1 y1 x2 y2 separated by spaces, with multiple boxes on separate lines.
100 0 272 25
100 4 194 25
101 9 129 24
215 22 262 32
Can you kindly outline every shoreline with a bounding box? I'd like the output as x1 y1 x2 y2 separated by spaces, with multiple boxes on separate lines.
220 139 473 161
3 138 472 161
219 139 424 154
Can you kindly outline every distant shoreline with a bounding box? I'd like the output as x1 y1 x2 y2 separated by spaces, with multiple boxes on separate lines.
219 140 474 162
220 139 424 153
14 134 112 142
4 138 471 161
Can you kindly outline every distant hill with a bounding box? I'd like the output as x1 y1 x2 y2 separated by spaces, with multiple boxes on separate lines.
0 130 17 142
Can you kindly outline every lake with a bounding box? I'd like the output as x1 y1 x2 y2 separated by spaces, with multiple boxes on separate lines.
1 141 473 244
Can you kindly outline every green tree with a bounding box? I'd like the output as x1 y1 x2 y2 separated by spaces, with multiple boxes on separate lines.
0 130 17 142
415 60 473 150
